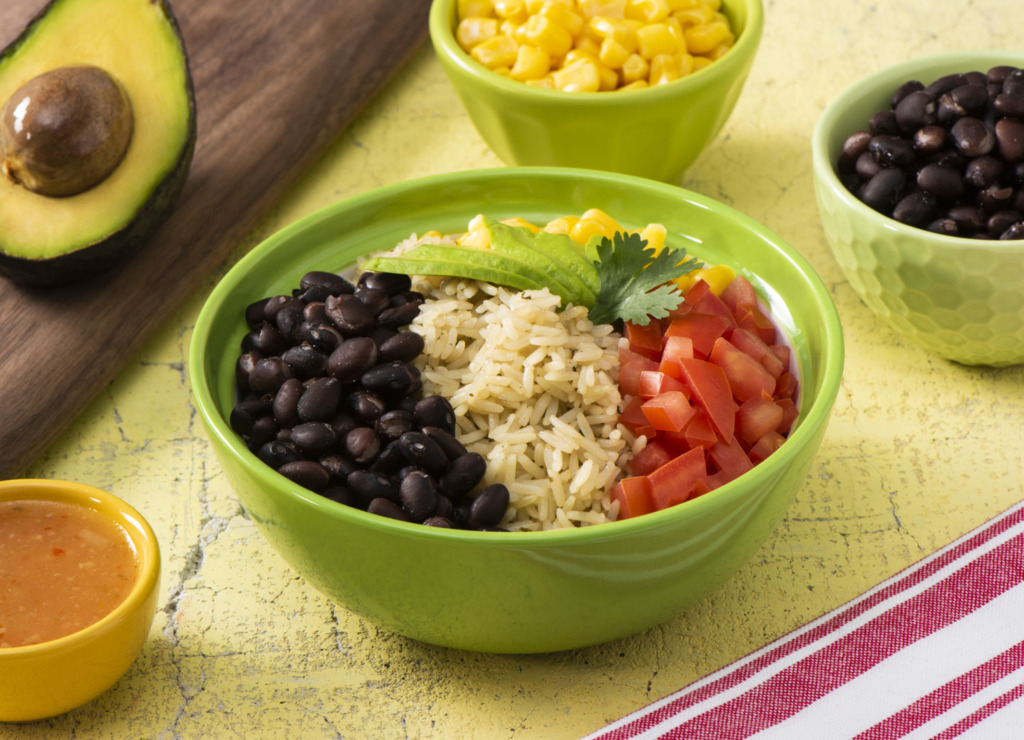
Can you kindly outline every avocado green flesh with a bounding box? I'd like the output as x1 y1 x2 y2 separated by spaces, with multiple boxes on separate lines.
0 0 195 283
360 246 549 295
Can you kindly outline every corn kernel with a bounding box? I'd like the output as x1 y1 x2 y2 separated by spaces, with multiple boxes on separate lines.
494 0 529 22
675 51 694 76
543 215 580 234
500 19 520 35
678 264 735 294
525 76 556 88
709 40 732 60
580 208 623 233
625 0 670 24
699 0 722 11
617 78 649 90
458 0 495 18
635 22 680 58
620 52 649 83
570 219 611 244
510 43 552 80
552 57 601 92
500 216 541 232
665 0 697 8
539 2 584 36
639 222 667 253
588 16 638 53
515 14 574 57
599 36 631 68
691 55 713 72
470 34 520 69
684 20 729 54
649 53 679 85
672 5 714 28
579 0 628 19
459 222 492 248
574 35 603 57
527 0 574 10
457 17 500 50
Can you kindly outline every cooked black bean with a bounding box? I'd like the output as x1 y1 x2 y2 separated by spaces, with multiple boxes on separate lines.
891 79 924 107
302 323 344 353
321 486 359 507
869 135 916 167
297 377 342 422
913 125 946 154
295 284 333 304
273 300 305 341
413 395 456 433
965 156 1004 189
301 270 354 296
378 331 425 363
400 470 439 522
278 460 331 492
367 498 412 522
358 270 412 296
439 452 487 500
235 351 262 391
893 191 938 227
230 397 264 435
988 210 1022 236
361 361 421 395
242 322 288 356
327 337 379 383
281 345 326 380
397 431 448 475
468 484 510 529
977 184 1014 212
325 294 375 335
948 205 987 234
347 389 387 422
272 377 303 427
290 422 337 455
348 470 400 504
303 301 328 324
354 287 390 317
369 440 408 474
894 90 936 133
248 356 291 395
927 217 959 236
995 119 1024 163
376 409 415 443
320 452 358 481
924 73 966 98
422 516 454 528
859 168 906 214
423 426 467 461
376 301 421 329
247 416 278 449
916 163 965 200
258 440 302 469
245 297 271 329
345 426 381 464
951 117 995 157
1001 222 1024 239
388 290 425 307
869 109 899 135
262 295 293 321
994 93 1024 119
1004 69 1024 96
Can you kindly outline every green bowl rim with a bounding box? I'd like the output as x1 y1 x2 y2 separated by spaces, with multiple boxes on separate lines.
427 0 765 105
189 166 844 546
811 48 1024 248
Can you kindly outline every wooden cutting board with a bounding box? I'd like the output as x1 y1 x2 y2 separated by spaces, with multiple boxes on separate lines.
0 0 432 477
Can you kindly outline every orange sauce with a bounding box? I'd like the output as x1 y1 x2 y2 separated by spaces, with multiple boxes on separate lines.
0 499 138 648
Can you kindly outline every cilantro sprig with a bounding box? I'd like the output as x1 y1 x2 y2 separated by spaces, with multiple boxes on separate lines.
587 231 702 326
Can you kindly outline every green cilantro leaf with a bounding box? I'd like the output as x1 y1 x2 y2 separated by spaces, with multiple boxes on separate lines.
587 231 702 326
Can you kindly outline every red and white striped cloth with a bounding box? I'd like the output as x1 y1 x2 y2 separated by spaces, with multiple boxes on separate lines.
587 501 1024 739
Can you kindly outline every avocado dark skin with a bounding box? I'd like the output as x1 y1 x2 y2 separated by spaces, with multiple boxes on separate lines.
0 0 196 287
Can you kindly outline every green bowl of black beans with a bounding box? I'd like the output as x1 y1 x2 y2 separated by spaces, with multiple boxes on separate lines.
812 49 1024 367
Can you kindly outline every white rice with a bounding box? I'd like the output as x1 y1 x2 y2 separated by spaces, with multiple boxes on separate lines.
406 270 634 531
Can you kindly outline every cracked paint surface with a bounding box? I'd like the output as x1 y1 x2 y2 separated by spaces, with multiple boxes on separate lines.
11 1 1024 737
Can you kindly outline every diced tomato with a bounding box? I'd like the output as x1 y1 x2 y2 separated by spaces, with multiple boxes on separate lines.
775 372 798 400
678 357 736 444
611 476 655 519
619 346 659 398
688 285 737 327
626 440 674 476
748 430 785 464
719 275 758 316
619 396 656 439
707 436 753 485
658 335 694 380
688 478 711 500
777 397 799 434
664 313 730 358
649 446 707 510
682 278 712 306
736 304 778 344
637 370 688 399
641 391 697 432
626 320 663 361
771 343 791 372
682 410 718 449
708 337 776 404
736 394 784 445
728 327 785 379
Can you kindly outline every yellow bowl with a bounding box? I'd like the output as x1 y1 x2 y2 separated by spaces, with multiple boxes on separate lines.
0 479 160 723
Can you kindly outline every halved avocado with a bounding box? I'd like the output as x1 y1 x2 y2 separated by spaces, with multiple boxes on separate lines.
0 0 196 286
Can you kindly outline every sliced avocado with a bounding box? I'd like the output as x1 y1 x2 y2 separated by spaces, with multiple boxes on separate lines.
361 244 549 295
0 0 196 286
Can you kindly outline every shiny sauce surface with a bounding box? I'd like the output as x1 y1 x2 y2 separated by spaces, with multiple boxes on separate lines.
0 499 138 648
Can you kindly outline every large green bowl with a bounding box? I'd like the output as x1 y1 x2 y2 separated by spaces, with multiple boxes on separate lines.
189 167 843 653
813 50 1024 367
428 0 763 183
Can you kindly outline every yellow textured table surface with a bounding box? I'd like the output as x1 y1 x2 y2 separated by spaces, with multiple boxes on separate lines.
10 1 1024 737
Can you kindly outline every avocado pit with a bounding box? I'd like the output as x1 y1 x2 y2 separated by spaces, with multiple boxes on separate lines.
0 65 133 197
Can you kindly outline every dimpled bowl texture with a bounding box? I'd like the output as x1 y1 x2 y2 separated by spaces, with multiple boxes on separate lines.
428 0 763 182
0 479 160 723
189 167 843 654
813 50 1024 368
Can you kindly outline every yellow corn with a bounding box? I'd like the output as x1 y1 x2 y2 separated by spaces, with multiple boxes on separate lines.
620 52 649 83
500 216 542 232
598 36 631 68
625 0 670 24
587 17 638 53
539 2 585 36
494 0 529 22
617 78 649 90
459 0 495 18
543 215 581 235
635 22 681 58
639 222 667 253
552 57 601 91
683 19 729 54
515 14 575 57
457 17 500 50
581 208 623 233
527 0 575 10
709 40 732 60
672 5 714 28
578 0 628 18
525 76 556 88
510 44 552 80
675 264 735 294
648 53 680 84
665 0 698 8
691 55 713 72
700 0 722 10
470 34 520 69
675 51 694 76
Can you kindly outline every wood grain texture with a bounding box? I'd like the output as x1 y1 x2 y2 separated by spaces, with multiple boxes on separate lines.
0 0 431 477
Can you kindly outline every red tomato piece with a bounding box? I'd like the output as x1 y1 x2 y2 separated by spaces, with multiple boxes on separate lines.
728 327 785 379
736 304 778 344
627 439 674 476
678 356 736 443
664 313 730 358
736 394 785 445
775 371 799 400
641 391 698 432
777 397 799 434
659 335 694 380
688 285 737 327
719 275 758 316
619 396 656 439
610 476 655 519
682 278 712 306
748 430 785 464
771 343 791 372
683 413 718 449
708 436 753 485
649 446 707 510
637 370 688 399
626 320 663 361
709 337 776 404
619 345 659 398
